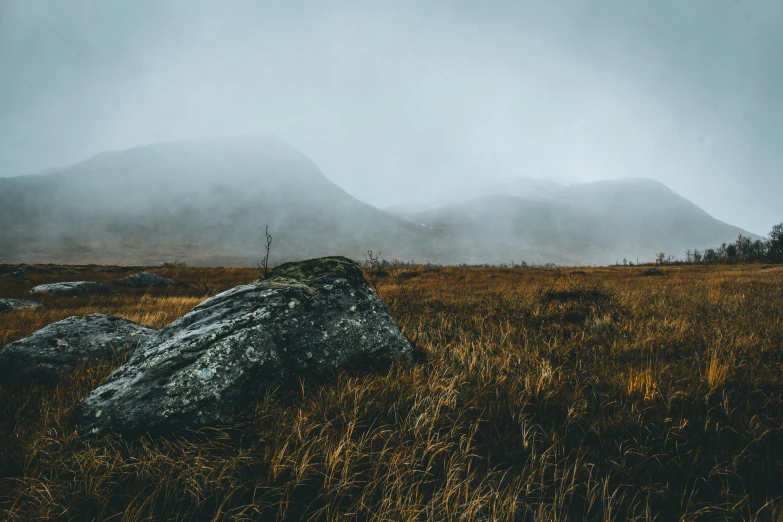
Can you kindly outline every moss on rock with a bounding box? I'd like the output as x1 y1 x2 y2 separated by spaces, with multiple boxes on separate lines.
75 256 411 436
254 256 365 293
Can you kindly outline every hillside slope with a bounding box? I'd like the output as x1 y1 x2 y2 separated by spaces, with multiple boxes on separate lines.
407 178 757 265
0 138 757 266
0 135 430 265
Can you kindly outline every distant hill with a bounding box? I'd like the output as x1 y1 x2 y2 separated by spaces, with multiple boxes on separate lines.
0 136 430 265
405 178 759 265
0 136 759 266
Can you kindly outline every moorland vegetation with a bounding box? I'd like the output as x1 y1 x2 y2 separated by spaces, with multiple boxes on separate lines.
0 261 782 520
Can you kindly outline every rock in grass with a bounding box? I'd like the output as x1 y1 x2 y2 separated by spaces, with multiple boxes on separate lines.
76 256 412 436
1 268 30 278
0 298 41 312
0 314 156 381
30 281 115 297
643 268 665 277
116 271 176 288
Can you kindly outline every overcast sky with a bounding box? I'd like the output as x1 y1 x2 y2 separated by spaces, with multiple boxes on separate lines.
1 0 780 234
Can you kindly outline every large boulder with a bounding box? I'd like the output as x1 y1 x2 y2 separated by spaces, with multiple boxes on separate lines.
75 256 412 436
31 281 115 297
0 314 156 382
0 298 41 312
116 271 177 288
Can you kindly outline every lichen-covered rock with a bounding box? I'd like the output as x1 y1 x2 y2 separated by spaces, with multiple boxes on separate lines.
31 281 115 297
116 271 176 288
1 268 30 278
0 314 155 381
75 256 412 436
0 299 41 312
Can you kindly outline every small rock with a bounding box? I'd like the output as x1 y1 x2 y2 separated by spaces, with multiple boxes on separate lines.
643 268 665 277
0 314 156 381
1 268 30 278
75 256 413 436
761 265 773 270
116 271 177 288
30 281 115 297
0 299 41 312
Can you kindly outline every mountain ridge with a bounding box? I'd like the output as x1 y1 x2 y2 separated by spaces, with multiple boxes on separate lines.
0 136 760 266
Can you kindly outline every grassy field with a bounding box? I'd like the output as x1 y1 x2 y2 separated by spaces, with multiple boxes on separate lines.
0 263 782 521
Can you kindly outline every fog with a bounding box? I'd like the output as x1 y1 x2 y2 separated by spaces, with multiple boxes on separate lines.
1 0 780 235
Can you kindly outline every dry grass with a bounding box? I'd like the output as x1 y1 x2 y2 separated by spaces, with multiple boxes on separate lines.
1 263 782 520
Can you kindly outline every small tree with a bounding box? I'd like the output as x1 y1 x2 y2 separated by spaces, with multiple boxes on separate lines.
769 223 783 262
363 250 383 293
725 243 738 263
735 235 753 262
259 225 273 279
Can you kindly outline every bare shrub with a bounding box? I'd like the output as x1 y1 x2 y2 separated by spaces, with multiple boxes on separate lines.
258 225 273 279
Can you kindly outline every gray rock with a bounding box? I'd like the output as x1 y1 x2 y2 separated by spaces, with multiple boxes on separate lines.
0 314 156 381
116 271 177 288
76 256 412 436
30 281 115 297
0 299 41 312
643 268 665 276
1 268 30 278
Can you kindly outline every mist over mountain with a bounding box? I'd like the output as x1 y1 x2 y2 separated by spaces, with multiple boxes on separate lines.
0 136 430 265
0 136 757 266
399 178 757 265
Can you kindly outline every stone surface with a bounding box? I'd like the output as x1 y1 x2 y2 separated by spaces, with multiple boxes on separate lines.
1 268 30 278
116 271 177 288
0 298 41 312
30 281 115 297
0 314 156 381
76 256 412 436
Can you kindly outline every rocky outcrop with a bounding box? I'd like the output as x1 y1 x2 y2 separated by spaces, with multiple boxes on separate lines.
76 256 412 436
0 314 155 381
30 281 115 297
0 299 41 312
116 271 177 288
1 268 30 278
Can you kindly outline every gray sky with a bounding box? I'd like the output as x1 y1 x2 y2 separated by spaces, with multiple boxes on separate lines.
1 0 780 235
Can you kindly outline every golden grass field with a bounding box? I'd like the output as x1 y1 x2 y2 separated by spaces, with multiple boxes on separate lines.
0 263 782 521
